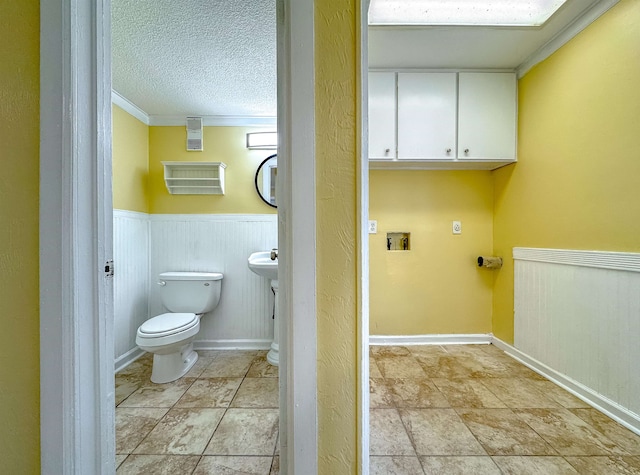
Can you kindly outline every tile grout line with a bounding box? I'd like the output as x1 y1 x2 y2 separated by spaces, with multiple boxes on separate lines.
115 350 279 473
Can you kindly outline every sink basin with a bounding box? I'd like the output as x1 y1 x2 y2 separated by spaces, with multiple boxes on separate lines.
248 251 278 281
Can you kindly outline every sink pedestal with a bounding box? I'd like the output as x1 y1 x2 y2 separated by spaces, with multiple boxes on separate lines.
267 279 279 366
247 251 279 367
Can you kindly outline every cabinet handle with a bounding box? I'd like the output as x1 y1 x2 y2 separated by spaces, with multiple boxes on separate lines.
446 148 451 153
464 148 470 154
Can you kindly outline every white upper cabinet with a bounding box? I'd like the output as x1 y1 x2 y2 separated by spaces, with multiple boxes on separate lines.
368 72 397 160
458 72 517 160
368 70 517 170
398 73 457 160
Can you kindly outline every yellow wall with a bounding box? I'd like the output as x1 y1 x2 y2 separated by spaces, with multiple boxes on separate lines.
316 0 360 472
112 105 150 212
370 170 494 335
149 126 277 214
493 0 640 343
0 0 41 472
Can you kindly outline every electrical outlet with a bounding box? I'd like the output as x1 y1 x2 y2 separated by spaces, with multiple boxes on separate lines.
452 220 462 234
368 220 377 234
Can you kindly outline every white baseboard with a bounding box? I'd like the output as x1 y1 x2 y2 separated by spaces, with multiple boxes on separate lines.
369 333 493 346
114 347 146 373
194 339 272 351
492 337 640 437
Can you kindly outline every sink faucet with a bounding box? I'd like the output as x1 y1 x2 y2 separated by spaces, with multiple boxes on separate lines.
270 248 278 260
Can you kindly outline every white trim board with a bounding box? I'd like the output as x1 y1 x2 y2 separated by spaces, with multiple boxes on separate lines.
513 247 640 273
148 213 277 223
516 0 619 78
370 334 493 346
113 208 149 220
150 115 277 127
277 0 318 471
111 90 277 127
41 0 115 471
194 339 273 351
114 347 146 374
492 337 640 437
111 90 150 125
358 0 370 471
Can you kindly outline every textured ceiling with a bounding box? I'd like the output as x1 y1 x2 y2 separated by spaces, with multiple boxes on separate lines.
112 0 277 119
112 0 606 121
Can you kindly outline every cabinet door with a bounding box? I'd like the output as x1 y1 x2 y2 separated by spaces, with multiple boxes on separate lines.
397 72 456 160
368 72 396 160
458 72 517 160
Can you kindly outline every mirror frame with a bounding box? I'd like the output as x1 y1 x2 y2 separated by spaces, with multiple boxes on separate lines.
254 153 277 208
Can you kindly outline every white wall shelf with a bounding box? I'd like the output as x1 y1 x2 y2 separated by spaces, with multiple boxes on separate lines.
162 161 227 195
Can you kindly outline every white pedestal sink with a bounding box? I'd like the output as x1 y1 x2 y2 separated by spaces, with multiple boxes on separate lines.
248 251 279 366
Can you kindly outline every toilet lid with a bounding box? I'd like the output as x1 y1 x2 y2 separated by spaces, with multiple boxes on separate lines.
139 313 199 337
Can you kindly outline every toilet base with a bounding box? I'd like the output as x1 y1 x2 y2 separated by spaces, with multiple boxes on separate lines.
150 343 198 384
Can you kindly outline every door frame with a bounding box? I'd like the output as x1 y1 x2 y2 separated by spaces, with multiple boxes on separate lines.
39 0 320 472
358 0 371 472
40 0 114 472
277 0 319 472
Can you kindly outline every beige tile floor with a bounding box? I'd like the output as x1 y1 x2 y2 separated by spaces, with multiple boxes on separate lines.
370 344 640 474
115 350 279 474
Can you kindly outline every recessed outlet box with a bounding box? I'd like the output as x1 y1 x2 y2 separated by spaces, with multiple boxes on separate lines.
368 220 377 234
452 221 462 235
387 232 410 251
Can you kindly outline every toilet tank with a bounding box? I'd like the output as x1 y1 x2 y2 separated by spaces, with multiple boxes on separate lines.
158 271 223 313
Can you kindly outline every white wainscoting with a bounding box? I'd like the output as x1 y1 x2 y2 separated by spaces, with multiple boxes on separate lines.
113 210 149 368
514 247 640 421
149 214 278 349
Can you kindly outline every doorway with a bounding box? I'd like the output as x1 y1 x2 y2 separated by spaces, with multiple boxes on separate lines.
40 0 318 472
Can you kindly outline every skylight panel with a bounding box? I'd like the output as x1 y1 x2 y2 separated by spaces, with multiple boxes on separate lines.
368 0 569 27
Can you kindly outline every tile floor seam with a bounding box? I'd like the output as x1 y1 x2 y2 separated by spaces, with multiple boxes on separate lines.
371 344 640 474
116 350 279 473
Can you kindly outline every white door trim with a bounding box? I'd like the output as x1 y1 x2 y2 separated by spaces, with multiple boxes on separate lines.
40 0 115 473
358 0 370 473
42 0 320 473
277 0 318 472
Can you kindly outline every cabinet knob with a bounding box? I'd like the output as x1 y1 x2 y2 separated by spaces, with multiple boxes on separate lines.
464 149 470 154
385 148 390 154
446 148 451 153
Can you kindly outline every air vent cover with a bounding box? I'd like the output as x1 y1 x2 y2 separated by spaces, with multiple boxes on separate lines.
186 117 203 151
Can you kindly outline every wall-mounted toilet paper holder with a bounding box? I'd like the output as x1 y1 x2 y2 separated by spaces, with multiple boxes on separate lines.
477 256 503 269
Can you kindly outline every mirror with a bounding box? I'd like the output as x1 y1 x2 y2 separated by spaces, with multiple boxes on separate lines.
255 154 277 208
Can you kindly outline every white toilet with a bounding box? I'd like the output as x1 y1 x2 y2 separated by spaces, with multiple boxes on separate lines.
136 271 223 383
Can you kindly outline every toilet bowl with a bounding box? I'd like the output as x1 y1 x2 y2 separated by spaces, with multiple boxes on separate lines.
136 271 223 383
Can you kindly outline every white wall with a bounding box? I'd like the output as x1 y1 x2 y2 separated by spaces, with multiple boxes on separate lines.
514 247 640 430
148 214 278 348
113 210 149 366
113 213 278 367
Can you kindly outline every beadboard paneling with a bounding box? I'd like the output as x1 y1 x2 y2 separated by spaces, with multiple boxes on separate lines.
514 247 640 417
148 214 278 346
113 210 150 362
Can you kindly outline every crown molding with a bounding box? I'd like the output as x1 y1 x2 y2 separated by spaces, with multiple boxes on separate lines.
110 91 277 127
148 115 277 127
111 90 150 125
517 0 620 78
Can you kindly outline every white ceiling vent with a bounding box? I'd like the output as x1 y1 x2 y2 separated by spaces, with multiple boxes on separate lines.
186 117 203 151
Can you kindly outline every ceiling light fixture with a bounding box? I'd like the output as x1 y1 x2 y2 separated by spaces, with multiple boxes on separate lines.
368 0 569 27
246 132 278 150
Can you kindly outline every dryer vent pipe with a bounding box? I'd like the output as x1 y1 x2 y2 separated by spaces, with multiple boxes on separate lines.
477 256 503 269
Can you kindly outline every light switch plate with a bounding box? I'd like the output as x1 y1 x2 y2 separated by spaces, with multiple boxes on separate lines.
368 220 378 234
452 220 462 234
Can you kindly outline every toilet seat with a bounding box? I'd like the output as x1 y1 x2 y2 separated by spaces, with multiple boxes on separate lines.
136 312 200 349
138 312 199 337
